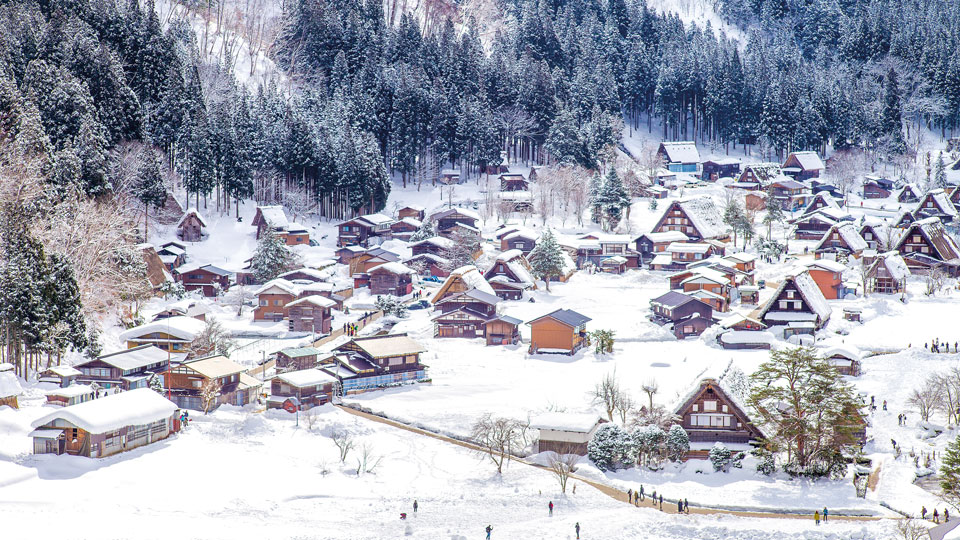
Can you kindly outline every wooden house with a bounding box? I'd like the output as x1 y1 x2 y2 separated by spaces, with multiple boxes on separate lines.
157 241 187 272
737 162 782 186
916 188 959 222
651 197 727 241
44 384 94 407
75 345 179 391
336 245 366 264
665 242 717 269
351 247 402 274
118 317 206 354
719 313 767 332
688 289 728 312
173 263 231 297
438 169 460 184
29 388 178 458
801 192 841 217
336 213 394 247
368 262 415 296
950 186 960 208
863 251 910 294
657 141 700 174
531 413 604 455
404 253 450 278
334 334 427 384
499 173 529 191
397 205 426 221
739 285 759 305
432 289 501 339
276 347 322 372
600 255 628 274
757 271 832 330
701 158 741 181
411 236 454 258
768 177 811 211
163 355 260 411
814 222 868 260
430 265 495 304
792 212 839 240
781 151 825 181
138 243 170 289
823 347 861 377
500 230 538 254
176 209 207 242
744 191 768 211
390 217 422 240
285 296 335 334
895 217 960 275
484 315 522 346
267 368 339 410
634 231 689 263
649 291 714 339
526 309 591 355
863 176 894 199
253 205 312 246
430 208 481 237
673 378 764 457
254 279 300 321
805 259 850 300
897 183 922 203
39 365 82 388
572 234 639 269
0 371 22 409
484 250 535 300
723 252 757 273
859 223 897 251
278 267 329 283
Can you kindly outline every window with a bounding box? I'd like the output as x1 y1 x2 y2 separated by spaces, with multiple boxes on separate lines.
786 290 795 299
722 405 728 413
921 246 929 253
260 299 267 306
692 404 698 412
703 400 717 412
192 380 202 388
388 357 403 366
779 300 788 309
274 300 281 306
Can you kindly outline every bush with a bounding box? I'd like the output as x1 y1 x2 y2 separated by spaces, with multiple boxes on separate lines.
665 425 690 462
633 424 666 468
587 423 636 471
709 442 732 472
753 448 776 475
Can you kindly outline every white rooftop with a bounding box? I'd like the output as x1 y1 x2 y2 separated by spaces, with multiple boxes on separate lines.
31 388 177 434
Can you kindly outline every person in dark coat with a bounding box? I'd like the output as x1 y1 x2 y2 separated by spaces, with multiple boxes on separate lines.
639 485 645 501
934 509 940 523
548 501 553 516
678 499 683 512
485 525 492 539
413 500 418 513
684 498 689 514
659 494 663 509
575 522 580 539
627 488 632 502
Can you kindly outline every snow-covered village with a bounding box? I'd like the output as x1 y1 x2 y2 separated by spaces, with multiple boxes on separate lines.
7 0 960 539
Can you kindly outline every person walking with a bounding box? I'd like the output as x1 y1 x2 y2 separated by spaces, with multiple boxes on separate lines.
922 506 928 519
485 525 492 539
575 522 580 540
413 500 418 513
639 485 645 502
651 490 657 505
822 507 828 523
684 498 689 514
934 509 940 523
548 501 553 516
946 508 950 522
814 510 820 525
659 494 663 510
627 489 632 503
678 499 683 513
883 400 888 411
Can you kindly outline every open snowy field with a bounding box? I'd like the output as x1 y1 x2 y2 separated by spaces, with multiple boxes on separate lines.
0 395 898 540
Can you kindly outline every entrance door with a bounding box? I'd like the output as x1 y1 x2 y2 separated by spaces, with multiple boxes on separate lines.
57 435 65 455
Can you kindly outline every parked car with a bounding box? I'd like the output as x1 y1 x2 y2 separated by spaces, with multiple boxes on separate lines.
408 300 430 310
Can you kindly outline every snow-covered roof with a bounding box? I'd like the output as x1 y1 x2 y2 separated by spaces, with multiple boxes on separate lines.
803 193 840 215
257 206 289 229
719 313 766 329
182 355 246 378
659 141 700 164
275 368 338 388
724 252 757 264
0 371 22 398
638 231 689 243
400 204 425 212
177 208 207 228
876 251 910 280
405 253 448 265
359 213 394 226
287 222 309 233
399 217 423 228
530 413 602 433
788 151 825 171
805 259 847 273
922 189 959 219
704 157 740 165
85 345 172 371
342 334 426 359
675 197 725 239
279 268 328 282
118 317 207 343
254 278 300 297
602 255 628 265
758 270 831 324
31 388 176 434
44 365 82 378
822 346 860 362
667 242 712 254
368 262 415 275
45 384 94 398
286 295 337 309
411 236 455 249
504 230 538 241
816 222 868 253
650 253 673 266
449 265 496 296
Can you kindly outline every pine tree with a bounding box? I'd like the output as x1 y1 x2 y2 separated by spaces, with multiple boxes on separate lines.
763 193 785 240
589 173 604 224
935 154 948 190
251 229 300 282
941 434 960 508
633 425 666 468
134 147 167 237
723 198 746 247
599 169 631 230
409 220 436 242
528 228 565 292
881 68 905 152
587 423 636 471
665 425 690 462
709 442 733 472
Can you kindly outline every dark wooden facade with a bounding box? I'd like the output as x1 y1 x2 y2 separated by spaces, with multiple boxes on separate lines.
674 379 763 456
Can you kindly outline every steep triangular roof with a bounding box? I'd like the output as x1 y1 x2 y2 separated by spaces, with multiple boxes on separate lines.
814 222 868 254
756 270 831 324
672 378 765 439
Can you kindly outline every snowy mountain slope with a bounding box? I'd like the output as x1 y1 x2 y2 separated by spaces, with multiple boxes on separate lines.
647 0 746 43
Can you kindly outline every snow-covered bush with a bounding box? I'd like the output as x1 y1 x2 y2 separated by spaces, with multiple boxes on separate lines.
633 424 666 468
159 280 187 300
587 423 635 471
665 425 690 462
375 295 408 318
709 442 732 472
753 448 776 476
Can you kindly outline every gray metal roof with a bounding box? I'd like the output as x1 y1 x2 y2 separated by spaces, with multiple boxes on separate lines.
650 291 697 308
528 309 591 328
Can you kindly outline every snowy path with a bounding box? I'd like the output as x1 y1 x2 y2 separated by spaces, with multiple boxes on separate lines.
337 405 886 521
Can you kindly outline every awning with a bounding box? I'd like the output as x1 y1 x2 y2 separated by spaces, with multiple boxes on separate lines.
29 428 62 439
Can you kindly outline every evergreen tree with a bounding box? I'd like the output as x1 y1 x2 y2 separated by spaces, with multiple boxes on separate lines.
633 425 666 468
133 147 167 237
588 173 603 224
881 68 904 152
723 198 747 247
709 442 733 472
763 193 785 240
665 425 690 462
598 168 631 230
935 154 948 190
528 228 565 292
941 433 960 508
587 423 636 471
251 229 300 282
409 220 436 242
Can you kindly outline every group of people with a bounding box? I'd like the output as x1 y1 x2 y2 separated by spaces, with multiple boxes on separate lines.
411 290 424 299
921 506 950 523
813 507 829 524
925 339 957 353
897 413 909 426
342 312 373 337
624 487 687 514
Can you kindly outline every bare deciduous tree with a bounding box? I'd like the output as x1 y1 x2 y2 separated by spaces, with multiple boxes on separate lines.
545 449 580 493
925 268 947 296
200 377 223 414
591 372 623 422
827 150 865 203
909 375 942 421
331 429 355 463
471 414 526 474
614 392 635 425
355 442 382 475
